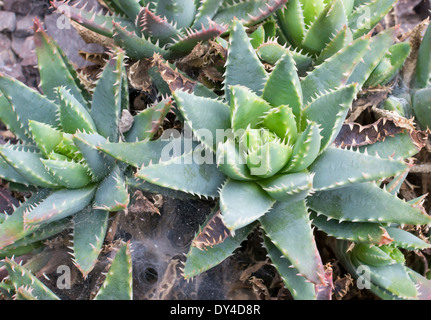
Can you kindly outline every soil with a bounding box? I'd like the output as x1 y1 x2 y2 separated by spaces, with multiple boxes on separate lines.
0 0 431 301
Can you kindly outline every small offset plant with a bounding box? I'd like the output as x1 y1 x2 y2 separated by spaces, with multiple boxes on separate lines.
52 0 287 61
100 20 431 299
335 234 431 300
382 20 431 130
0 20 170 286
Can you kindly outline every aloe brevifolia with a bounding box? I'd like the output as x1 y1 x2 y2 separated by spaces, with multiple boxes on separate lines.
99 19 431 299
52 0 287 61
0 20 171 282
0 242 133 300
255 0 410 84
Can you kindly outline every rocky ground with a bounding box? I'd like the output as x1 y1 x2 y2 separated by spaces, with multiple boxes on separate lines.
0 0 104 89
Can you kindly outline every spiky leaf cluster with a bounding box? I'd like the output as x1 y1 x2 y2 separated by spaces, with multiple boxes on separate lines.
52 0 288 61
0 21 169 279
100 20 431 299
0 242 133 300
254 0 409 87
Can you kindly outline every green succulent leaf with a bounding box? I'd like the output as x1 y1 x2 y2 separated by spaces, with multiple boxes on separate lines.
126 98 172 142
140 6 180 46
0 218 70 258
230 85 272 131
192 0 225 28
256 42 313 75
364 42 411 87
41 159 92 189
310 147 407 191
216 139 254 181
245 138 293 178
386 227 431 250
301 0 348 55
352 255 418 299
3 258 60 300
0 93 32 144
301 35 369 104
308 182 431 225
310 211 393 244
261 105 298 142
276 0 305 47
93 165 129 211
262 51 303 123
224 19 267 102
173 89 231 152
57 87 97 134
94 242 133 300
263 234 317 300
91 48 125 142
99 137 185 168
34 21 89 107
347 27 396 90
0 156 32 186
73 132 116 182
353 243 398 266
183 221 257 279
0 145 59 189
213 0 287 27
412 88 431 130
348 0 399 38
28 120 63 157
165 21 228 59
302 83 357 152
24 184 97 227
259 200 325 285
359 131 422 160
72 207 109 277
315 26 353 65
414 22 431 89
136 148 225 198
257 171 313 202
220 178 274 231
112 22 168 60
155 0 196 29
51 1 137 38
0 73 60 132
112 0 142 25
282 121 321 173
0 189 51 250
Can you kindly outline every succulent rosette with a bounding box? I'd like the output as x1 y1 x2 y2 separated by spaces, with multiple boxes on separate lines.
100 20 431 299
0 22 169 284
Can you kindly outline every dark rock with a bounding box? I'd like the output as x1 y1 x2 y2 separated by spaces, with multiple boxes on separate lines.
22 64 40 88
19 37 37 67
0 11 16 33
44 13 104 69
15 15 36 38
0 63 25 82
0 41 17 66
11 35 36 65
3 0 33 15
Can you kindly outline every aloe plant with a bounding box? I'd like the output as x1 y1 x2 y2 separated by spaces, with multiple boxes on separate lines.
0 241 133 300
99 19 431 299
0 21 170 279
254 0 410 85
51 0 287 61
